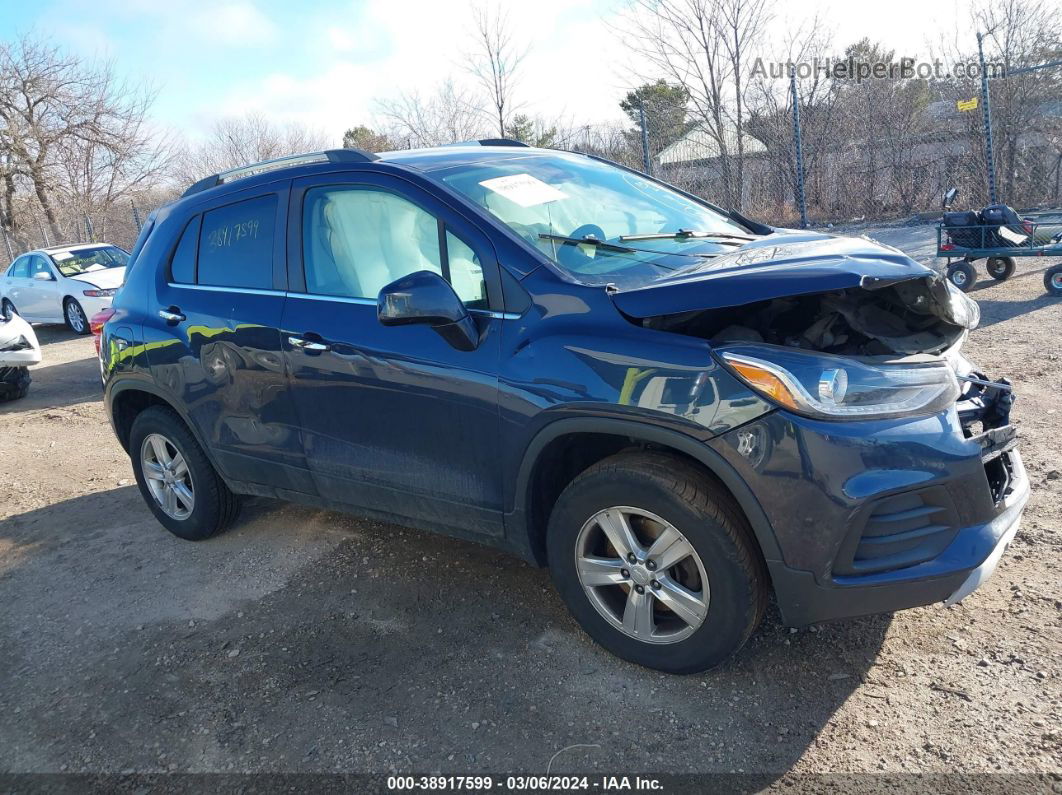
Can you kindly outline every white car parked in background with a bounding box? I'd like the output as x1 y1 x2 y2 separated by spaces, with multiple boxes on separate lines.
0 244 130 334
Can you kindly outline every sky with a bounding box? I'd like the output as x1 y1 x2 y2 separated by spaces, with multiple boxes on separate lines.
0 0 972 145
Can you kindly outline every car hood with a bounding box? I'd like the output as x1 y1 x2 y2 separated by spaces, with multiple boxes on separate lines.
68 266 126 290
610 230 936 318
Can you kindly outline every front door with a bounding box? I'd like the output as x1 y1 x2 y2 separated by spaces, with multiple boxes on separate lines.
22 255 62 320
281 171 504 537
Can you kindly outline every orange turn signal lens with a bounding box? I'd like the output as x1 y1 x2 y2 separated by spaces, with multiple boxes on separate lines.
727 360 800 411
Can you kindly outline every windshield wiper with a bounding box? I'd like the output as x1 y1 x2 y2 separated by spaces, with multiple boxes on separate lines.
537 233 722 261
538 234 636 253
619 229 755 243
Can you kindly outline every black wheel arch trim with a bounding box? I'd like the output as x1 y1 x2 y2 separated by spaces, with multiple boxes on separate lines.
106 379 225 477
510 416 784 565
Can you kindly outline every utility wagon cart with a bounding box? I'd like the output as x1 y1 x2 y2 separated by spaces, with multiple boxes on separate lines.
937 207 1062 296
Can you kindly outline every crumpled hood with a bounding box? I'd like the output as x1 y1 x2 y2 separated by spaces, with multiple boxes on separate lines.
610 230 936 318
69 266 126 290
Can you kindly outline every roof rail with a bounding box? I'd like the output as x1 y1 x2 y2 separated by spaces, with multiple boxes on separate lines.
182 148 378 198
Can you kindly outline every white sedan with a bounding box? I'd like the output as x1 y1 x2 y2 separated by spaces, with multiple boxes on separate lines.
0 244 130 334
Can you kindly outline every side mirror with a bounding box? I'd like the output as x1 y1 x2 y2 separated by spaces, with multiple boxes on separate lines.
377 270 479 352
33 270 54 281
942 187 958 210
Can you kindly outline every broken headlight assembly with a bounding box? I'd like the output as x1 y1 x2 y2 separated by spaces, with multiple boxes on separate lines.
717 344 960 420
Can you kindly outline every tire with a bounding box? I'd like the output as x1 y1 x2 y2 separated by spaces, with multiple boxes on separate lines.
129 405 240 540
1046 265 1062 297
986 257 1015 281
947 261 977 292
546 451 767 674
0 366 30 402
64 298 90 335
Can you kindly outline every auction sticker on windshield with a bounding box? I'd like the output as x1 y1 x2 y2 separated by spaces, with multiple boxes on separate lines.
478 174 567 207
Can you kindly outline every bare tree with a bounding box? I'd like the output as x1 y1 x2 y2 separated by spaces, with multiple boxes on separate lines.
375 80 489 147
175 112 332 183
974 0 1062 204
746 15 840 218
465 3 528 138
0 36 162 241
618 0 774 209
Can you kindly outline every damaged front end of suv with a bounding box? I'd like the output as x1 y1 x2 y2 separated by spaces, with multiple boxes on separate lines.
605 229 1026 625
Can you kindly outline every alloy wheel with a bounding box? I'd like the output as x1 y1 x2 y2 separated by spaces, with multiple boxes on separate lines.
66 301 85 333
140 433 195 520
574 506 709 644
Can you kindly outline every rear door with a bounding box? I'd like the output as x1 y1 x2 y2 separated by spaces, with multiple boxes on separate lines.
141 183 311 494
281 171 505 536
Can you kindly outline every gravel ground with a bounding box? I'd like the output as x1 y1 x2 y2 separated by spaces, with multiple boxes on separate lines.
0 228 1059 781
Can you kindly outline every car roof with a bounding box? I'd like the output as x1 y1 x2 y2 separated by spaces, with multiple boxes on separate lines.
172 141 576 208
376 144 567 171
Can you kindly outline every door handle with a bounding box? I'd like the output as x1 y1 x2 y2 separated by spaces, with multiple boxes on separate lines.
158 307 185 323
288 335 330 352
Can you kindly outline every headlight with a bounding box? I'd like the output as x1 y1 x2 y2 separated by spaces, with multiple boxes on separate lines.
82 288 117 298
717 344 960 420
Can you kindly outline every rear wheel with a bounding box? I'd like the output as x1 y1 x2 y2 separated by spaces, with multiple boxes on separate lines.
129 406 240 540
64 298 89 335
547 451 767 673
986 257 1015 281
947 260 977 292
1046 265 1062 297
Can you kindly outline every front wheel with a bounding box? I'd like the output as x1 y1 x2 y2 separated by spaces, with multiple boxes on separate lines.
547 451 767 673
947 260 977 292
986 257 1016 281
1046 265 1062 297
64 298 90 335
129 406 240 540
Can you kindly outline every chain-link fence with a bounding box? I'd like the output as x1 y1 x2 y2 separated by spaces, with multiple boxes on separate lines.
555 62 1061 227
1 190 177 269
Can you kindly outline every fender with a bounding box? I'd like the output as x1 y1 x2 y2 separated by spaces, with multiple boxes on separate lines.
509 415 783 566
105 376 225 475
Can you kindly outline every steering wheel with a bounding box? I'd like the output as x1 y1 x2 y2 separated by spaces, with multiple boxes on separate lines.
557 224 608 269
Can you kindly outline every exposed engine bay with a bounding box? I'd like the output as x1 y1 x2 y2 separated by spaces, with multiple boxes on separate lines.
642 276 974 357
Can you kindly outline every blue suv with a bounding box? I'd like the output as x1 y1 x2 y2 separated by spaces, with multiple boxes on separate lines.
102 142 1028 673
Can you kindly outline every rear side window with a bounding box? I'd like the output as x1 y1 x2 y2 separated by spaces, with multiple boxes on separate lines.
8 256 30 278
170 216 201 284
197 195 276 289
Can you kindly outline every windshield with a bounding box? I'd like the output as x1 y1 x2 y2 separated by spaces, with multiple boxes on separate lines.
49 246 129 277
435 152 754 287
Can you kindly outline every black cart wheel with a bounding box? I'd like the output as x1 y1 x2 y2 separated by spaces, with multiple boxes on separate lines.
1046 265 1062 297
986 257 1016 281
947 261 977 292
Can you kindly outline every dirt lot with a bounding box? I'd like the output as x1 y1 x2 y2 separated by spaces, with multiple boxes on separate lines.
1 232 1060 781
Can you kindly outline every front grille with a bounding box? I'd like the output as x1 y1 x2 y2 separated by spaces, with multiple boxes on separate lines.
834 487 960 576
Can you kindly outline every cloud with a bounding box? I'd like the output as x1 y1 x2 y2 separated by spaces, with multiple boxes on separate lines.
205 0 637 140
190 1 278 46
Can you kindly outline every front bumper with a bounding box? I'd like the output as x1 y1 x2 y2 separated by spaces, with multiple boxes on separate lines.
79 294 114 319
710 401 1029 626
0 347 41 366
